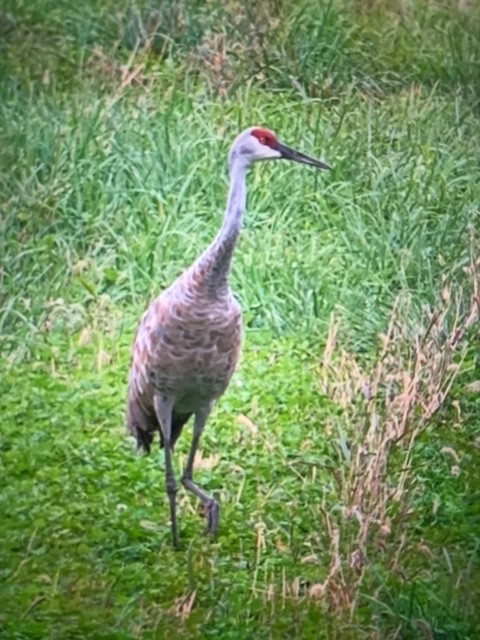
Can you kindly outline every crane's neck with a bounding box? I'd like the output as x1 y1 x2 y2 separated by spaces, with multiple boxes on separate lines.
193 158 248 296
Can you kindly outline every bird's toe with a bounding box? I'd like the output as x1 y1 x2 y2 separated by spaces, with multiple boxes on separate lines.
205 499 219 536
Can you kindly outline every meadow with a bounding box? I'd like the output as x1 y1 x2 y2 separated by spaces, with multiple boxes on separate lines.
1 0 479 638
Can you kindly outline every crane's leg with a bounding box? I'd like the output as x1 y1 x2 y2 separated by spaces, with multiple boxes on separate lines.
181 405 219 536
153 395 178 548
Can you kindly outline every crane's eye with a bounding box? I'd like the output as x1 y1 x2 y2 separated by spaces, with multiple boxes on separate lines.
258 136 267 145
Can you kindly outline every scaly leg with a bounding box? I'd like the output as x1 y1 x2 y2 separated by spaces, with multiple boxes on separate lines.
153 395 178 548
181 405 219 535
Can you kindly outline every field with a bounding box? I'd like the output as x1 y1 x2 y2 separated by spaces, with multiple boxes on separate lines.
1 0 479 638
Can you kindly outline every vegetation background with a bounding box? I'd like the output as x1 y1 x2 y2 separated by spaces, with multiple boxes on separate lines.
1 0 479 638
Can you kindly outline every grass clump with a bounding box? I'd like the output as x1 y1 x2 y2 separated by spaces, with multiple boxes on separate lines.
1 0 479 638
314 244 479 635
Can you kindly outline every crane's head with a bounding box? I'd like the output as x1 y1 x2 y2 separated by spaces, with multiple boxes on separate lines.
228 126 331 171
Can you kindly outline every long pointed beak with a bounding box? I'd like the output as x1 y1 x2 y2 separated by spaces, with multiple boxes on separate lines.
277 142 331 170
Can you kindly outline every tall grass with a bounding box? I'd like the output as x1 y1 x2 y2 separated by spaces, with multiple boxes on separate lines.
1 77 479 352
1 1 479 638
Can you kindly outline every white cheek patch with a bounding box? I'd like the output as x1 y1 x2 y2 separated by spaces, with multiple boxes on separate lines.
262 146 281 159
252 139 281 160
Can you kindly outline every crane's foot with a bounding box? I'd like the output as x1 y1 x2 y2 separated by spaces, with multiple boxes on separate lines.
204 499 219 536
182 476 219 537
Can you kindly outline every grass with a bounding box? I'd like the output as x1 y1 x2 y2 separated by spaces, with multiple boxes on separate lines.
1 0 480 637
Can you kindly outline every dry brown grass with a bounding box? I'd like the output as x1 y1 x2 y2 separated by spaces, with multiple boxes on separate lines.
310 240 479 618
185 0 284 96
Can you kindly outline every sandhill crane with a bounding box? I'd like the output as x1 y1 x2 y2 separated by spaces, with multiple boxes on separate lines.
126 126 330 547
